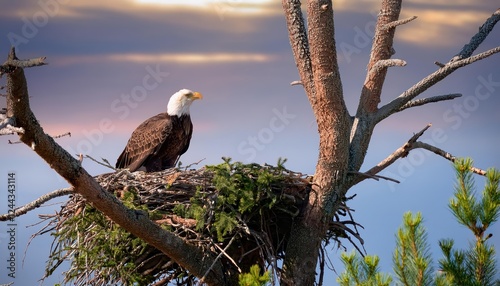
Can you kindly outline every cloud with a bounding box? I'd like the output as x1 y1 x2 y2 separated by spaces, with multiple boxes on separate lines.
51 52 276 66
396 8 492 48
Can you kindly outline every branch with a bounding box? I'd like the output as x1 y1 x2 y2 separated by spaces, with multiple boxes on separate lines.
376 7 500 123
0 188 74 221
0 47 47 75
398 93 462 112
356 0 403 115
4 49 231 285
377 46 500 122
412 141 486 176
368 59 407 77
354 124 487 184
382 15 418 30
281 0 315 99
349 0 403 173
356 124 431 183
451 8 500 62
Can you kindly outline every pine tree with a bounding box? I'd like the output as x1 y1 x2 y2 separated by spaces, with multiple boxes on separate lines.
338 158 499 286
337 251 392 286
437 158 500 286
393 212 434 286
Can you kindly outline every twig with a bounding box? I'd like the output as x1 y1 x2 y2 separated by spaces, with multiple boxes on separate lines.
412 141 487 175
368 59 406 76
398 93 462 112
183 158 206 171
354 124 488 185
357 124 431 183
0 188 74 221
84 155 116 170
198 234 241 285
52 132 71 139
348 171 400 183
290 80 303 86
382 15 418 30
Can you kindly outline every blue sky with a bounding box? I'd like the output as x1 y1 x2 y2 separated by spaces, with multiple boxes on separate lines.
0 0 499 284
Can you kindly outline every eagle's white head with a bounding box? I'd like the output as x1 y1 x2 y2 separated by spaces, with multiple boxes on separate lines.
167 89 203 116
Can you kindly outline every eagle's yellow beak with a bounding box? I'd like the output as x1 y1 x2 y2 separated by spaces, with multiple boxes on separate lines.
192 92 203 100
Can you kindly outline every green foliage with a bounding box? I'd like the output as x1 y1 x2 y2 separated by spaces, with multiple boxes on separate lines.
337 251 392 286
46 188 155 285
393 211 434 286
175 157 291 242
238 264 271 286
339 158 499 286
438 158 499 286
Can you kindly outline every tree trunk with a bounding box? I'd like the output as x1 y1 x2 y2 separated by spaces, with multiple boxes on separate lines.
282 0 350 284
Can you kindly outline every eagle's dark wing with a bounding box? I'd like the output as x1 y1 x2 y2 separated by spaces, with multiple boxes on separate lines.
116 113 173 172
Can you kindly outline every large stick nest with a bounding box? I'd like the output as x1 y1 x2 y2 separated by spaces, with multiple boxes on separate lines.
39 160 362 285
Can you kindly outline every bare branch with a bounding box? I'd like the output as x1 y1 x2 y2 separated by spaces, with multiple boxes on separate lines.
369 59 406 76
377 46 500 122
398 93 462 112
451 8 500 62
356 0 403 115
355 124 431 183
281 0 315 98
412 141 487 175
353 124 488 185
348 171 400 183
349 0 403 173
0 188 74 221
0 47 47 75
52 131 71 139
382 15 418 30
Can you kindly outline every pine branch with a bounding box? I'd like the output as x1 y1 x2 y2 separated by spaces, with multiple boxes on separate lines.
0 188 74 221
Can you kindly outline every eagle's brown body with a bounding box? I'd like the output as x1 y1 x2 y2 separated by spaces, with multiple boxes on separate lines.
116 113 193 172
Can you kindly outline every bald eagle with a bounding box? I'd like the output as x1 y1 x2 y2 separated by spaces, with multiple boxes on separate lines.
116 89 202 172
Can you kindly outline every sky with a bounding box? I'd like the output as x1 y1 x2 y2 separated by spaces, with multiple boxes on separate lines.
0 0 499 285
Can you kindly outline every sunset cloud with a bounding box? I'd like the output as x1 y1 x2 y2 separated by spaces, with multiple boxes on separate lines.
52 52 275 66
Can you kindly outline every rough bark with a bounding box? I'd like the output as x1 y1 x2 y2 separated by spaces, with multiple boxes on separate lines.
281 0 350 284
281 1 499 284
2 48 234 286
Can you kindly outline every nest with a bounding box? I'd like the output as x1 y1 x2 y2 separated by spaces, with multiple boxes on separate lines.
38 160 362 285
